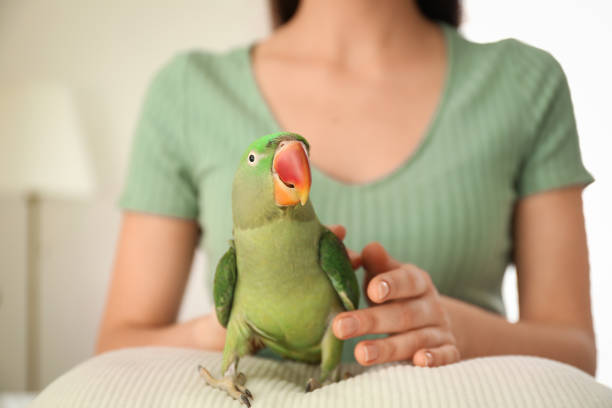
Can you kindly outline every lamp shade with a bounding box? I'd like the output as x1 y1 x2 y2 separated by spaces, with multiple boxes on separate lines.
0 83 95 199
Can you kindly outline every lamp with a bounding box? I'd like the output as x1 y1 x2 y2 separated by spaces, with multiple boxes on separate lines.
0 83 95 391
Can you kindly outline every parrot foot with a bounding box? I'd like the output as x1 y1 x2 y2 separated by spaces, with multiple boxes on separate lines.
332 368 353 382
198 365 253 407
235 371 247 386
305 378 321 393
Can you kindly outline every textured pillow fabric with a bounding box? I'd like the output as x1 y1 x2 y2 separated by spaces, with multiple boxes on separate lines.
32 347 612 407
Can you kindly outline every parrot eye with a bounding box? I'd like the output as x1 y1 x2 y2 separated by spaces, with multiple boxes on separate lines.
247 151 260 166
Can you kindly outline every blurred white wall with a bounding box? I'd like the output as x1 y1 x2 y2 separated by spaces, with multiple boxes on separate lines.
0 0 270 390
0 0 610 392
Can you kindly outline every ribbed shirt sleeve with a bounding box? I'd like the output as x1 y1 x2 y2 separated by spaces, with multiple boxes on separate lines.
515 48 594 197
118 54 199 219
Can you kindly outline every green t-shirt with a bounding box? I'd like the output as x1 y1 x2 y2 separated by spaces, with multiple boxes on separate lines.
119 22 594 360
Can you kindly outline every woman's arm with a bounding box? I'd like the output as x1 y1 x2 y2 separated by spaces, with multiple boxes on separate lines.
445 185 596 374
95 212 226 354
332 185 596 375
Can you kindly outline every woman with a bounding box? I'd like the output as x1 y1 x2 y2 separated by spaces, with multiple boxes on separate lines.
96 0 596 374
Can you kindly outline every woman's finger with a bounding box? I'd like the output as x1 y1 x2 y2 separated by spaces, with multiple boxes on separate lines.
353 326 453 366
361 241 402 305
347 248 362 270
366 264 431 303
413 344 461 367
362 241 402 276
332 297 439 339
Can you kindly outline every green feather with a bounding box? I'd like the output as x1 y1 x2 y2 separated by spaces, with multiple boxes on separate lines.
319 228 360 311
213 241 237 328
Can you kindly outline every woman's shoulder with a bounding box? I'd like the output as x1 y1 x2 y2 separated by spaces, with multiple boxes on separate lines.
142 43 259 128
150 44 252 86
452 29 567 85
449 28 570 117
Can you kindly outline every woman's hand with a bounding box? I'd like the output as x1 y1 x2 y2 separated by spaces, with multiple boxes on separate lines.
331 240 460 367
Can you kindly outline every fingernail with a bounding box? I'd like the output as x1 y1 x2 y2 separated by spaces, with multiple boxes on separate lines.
378 280 390 300
424 351 433 367
337 317 358 338
363 344 379 363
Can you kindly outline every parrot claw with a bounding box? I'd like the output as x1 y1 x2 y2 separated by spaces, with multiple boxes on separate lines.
198 365 253 406
240 393 251 407
305 378 321 393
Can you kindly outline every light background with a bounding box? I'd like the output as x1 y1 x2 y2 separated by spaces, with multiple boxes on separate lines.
0 0 610 392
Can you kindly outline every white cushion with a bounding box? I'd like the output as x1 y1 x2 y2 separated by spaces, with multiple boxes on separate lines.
32 347 612 407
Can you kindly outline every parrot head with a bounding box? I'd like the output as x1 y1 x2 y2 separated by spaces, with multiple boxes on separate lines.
232 132 315 228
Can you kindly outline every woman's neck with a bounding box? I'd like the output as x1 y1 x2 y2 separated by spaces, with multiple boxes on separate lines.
268 0 441 73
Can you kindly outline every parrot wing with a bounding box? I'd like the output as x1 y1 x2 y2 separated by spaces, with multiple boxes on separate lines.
213 240 237 328
318 228 360 311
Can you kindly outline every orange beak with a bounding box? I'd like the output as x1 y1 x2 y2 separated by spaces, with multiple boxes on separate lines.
273 140 311 206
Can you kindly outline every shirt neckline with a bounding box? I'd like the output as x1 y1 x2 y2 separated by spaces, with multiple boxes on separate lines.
241 21 457 191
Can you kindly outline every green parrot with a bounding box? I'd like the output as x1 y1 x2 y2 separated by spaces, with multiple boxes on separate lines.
198 132 360 406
